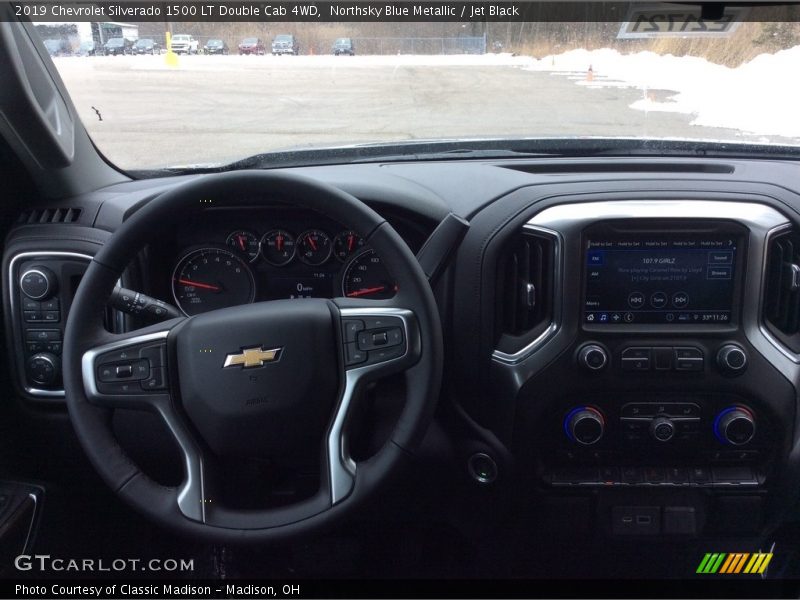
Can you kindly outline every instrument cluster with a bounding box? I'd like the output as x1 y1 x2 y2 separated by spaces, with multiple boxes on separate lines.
169 221 397 316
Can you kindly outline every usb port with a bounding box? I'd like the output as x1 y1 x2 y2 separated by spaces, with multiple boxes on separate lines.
621 516 633 524
636 515 652 525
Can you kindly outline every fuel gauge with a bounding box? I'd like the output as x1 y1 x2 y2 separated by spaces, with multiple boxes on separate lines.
333 230 365 262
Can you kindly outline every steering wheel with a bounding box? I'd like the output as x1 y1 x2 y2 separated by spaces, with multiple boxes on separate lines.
62 171 443 542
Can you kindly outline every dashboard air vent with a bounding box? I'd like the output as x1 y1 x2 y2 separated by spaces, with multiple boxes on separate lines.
764 229 800 343
495 228 556 348
18 207 82 225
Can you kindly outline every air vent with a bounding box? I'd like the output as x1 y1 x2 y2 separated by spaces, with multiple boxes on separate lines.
17 207 82 225
764 229 800 350
494 228 556 353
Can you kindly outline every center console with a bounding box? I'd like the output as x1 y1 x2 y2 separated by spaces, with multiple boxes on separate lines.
492 200 797 537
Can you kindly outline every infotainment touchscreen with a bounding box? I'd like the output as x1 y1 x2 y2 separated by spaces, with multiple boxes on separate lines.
583 236 738 325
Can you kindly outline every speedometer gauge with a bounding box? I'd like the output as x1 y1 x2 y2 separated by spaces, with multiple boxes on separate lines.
172 247 256 316
341 249 396 299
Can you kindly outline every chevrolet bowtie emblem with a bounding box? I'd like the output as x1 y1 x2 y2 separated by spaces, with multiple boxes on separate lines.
223 346 283 369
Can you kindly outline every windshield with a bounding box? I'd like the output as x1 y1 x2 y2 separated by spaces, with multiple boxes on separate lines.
135 39 152 46
35 2 800 171
208 40 222 45
106 38 123 46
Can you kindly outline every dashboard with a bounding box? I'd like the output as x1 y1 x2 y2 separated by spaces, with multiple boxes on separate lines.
6 156 800 549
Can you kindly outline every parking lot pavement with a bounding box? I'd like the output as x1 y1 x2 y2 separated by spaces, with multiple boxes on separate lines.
52 54 779 170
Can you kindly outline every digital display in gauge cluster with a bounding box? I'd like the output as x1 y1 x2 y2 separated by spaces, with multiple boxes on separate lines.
171 221 395 316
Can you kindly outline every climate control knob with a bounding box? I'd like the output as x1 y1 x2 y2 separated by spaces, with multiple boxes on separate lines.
650 416 675 442
714 406 756 446
577 344 608 371
19 266 57 300
716 344 748 376
564 406 605 445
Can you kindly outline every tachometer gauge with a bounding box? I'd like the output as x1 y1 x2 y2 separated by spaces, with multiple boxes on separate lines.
341 249 396 300
226 230 260 262
260 229 296 266
333 230 365 262
172 248 256 316
297 229 332 266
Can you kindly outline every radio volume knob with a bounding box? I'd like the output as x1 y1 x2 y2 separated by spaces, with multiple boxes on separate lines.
20 266 57 300
717 344 747 375
564 407 605 445
714 406 756 446
578 344 608 371
650 416 675 442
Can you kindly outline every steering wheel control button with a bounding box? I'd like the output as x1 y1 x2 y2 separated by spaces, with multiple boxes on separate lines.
621 347 651 371
714 406 756 446
345 342 367 366
578 344 608 371
365 344 405 365
139 343 167 368
342 319 364 343
115 365 133 378
141 367 167 391
20 267 56 300
716 344 748 375
564 406 605 445
27 353 59 386
674 347 704 371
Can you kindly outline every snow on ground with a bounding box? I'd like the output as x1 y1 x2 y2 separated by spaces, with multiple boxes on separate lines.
523 47 800 139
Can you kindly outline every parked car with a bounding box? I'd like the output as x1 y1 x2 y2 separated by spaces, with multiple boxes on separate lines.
272 34 299 55
103 37 132 56
42 38 71 57
170 34 199 55
238 37 265 55
132 38 160 55
204 39 229 55
78 40 98 56
333 37 355 56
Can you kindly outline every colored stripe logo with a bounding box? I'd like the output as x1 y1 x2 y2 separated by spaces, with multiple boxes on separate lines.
697 552 773 574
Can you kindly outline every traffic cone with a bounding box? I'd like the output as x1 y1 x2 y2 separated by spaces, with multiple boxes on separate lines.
586 64 594 81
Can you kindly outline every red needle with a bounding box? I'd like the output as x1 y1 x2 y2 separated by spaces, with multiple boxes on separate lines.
308 236 318 251
238 235 246 251
347 286 386 298
276 234 284 251
178 278 221 291
347 235 354 251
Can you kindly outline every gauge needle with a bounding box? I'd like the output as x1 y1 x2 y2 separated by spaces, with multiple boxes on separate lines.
276 234 284 251
177 278 221 291
308 236 318 251
347 286 386 298
347 235 354 251
237 235 246 251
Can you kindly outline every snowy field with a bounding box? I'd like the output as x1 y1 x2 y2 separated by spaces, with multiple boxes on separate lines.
51 50 800 169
